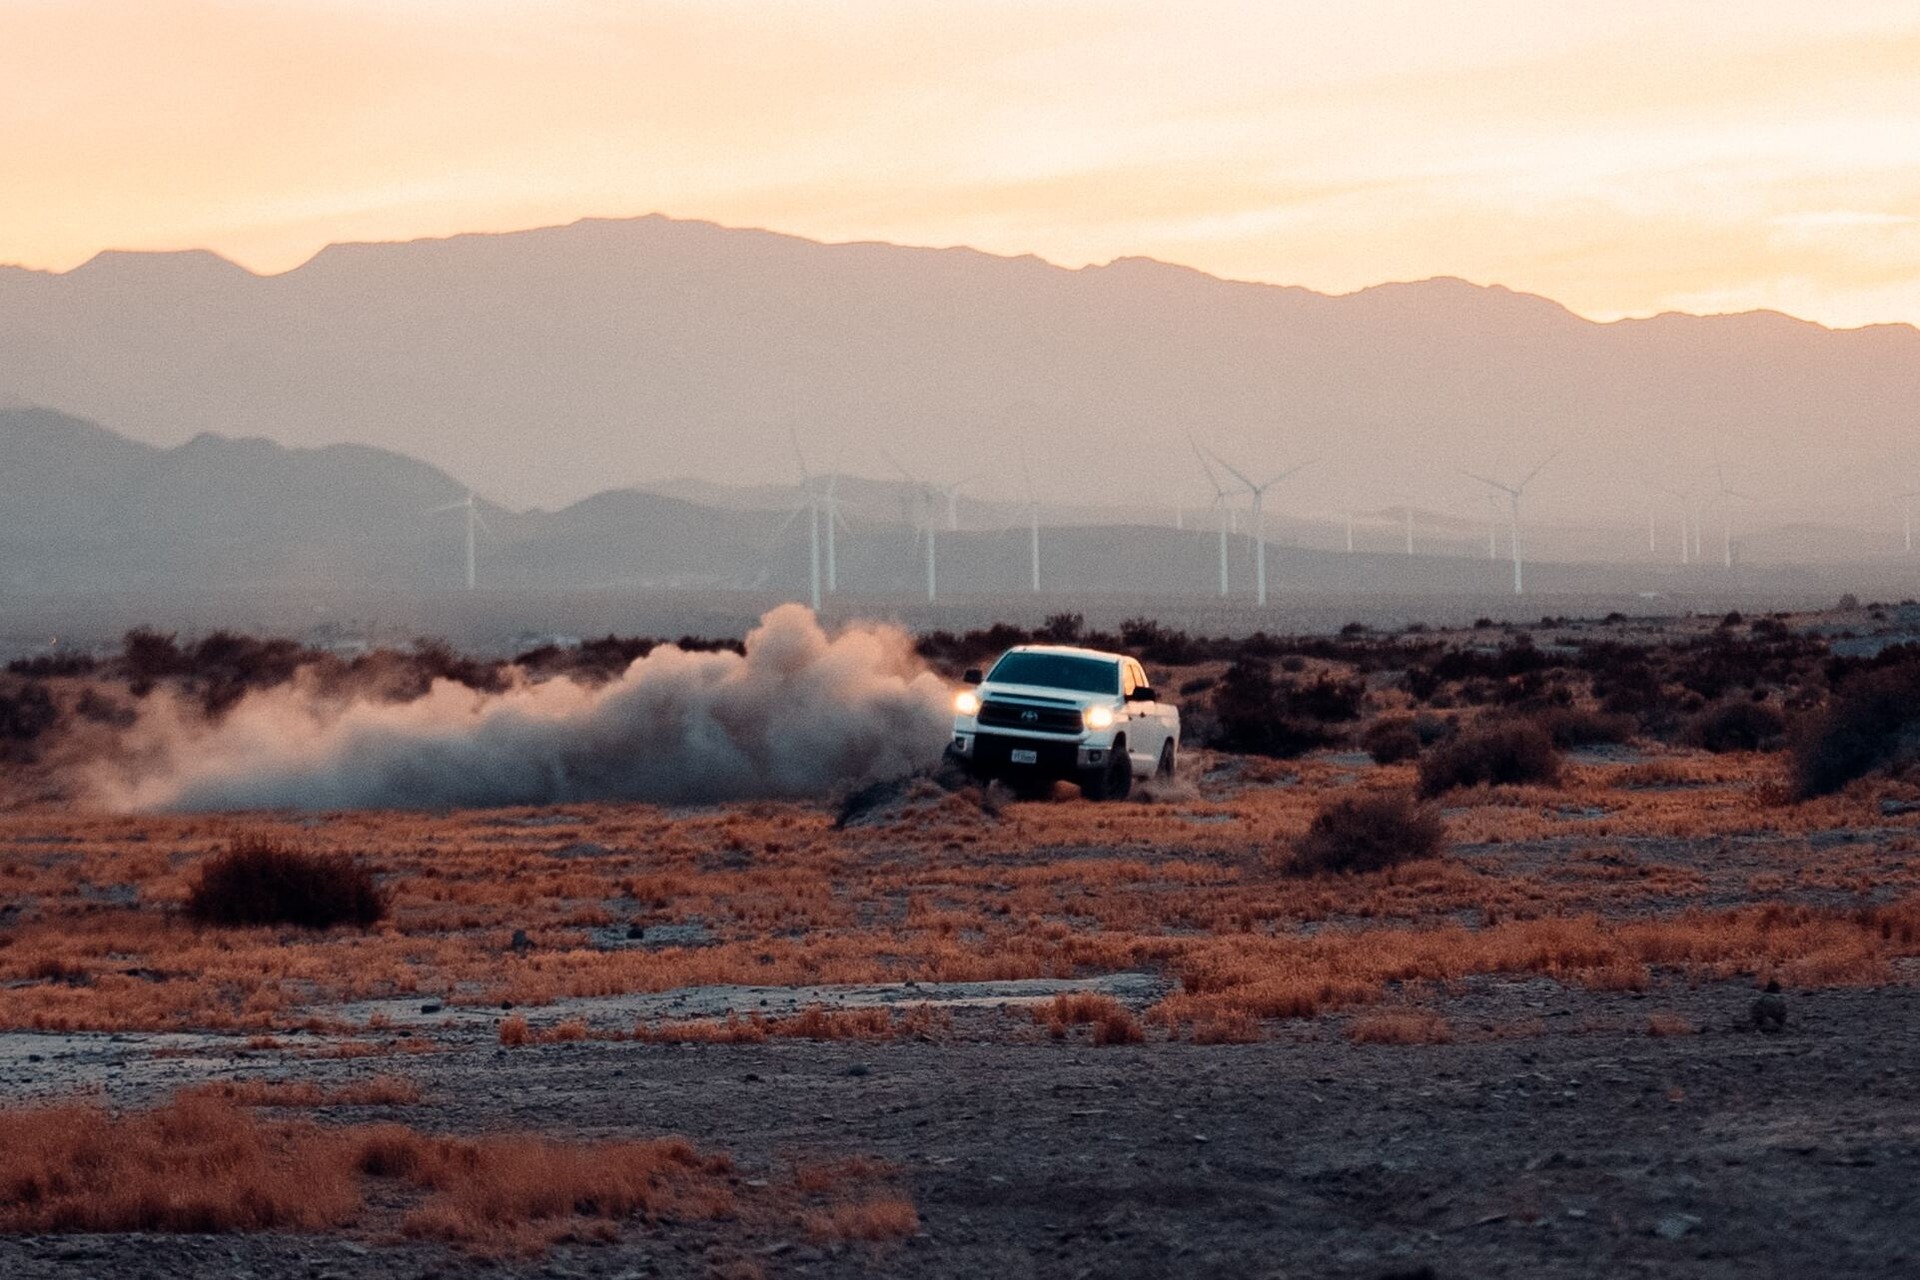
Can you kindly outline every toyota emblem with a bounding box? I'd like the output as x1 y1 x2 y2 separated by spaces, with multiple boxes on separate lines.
1020 710 1039 723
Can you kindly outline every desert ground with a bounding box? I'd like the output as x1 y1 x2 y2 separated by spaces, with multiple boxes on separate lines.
4 606 1920 1277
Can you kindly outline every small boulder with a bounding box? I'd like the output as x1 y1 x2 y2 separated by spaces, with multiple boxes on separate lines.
1751 980 1788 1033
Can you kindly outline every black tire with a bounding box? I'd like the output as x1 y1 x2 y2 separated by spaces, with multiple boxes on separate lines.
1079 741 1132 802
1156 740 1176 780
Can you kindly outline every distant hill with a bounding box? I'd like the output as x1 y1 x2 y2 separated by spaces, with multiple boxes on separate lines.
5 408 1910 609
4 215 1917 524
0 408 755 593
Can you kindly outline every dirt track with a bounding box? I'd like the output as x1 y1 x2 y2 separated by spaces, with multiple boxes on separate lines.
4 975 1918 1279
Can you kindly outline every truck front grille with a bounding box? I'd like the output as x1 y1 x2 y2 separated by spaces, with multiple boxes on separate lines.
977 699 1084 734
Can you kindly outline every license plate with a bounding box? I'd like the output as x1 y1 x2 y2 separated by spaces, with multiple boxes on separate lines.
1010 748 1038 765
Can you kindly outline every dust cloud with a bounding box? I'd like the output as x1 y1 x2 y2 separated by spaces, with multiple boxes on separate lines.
87 605 953 811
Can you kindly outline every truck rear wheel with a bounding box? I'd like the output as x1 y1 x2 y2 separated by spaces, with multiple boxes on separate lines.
1079 742 1132 802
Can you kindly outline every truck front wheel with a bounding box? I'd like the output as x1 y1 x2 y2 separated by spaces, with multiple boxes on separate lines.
1079 742 1132 802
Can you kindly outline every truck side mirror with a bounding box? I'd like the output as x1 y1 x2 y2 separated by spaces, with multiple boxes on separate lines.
963 668 982 685
1127 686 1155 703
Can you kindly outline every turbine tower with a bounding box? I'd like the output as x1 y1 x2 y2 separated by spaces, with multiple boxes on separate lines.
1462 451 1558 595
1900 489 1920 554
1190 436 1233 597
1209 450 1315 607
1711 462 1757 569
884 451 968 603
426 490 487 590
787 429 825 610
1021 457 1041 592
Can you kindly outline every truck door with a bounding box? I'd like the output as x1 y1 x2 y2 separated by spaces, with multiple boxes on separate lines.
1123 659 1165 768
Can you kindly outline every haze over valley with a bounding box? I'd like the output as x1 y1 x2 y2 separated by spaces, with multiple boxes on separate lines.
4 213 1917 551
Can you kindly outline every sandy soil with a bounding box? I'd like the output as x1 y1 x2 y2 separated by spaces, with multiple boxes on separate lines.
2 975 1917 1279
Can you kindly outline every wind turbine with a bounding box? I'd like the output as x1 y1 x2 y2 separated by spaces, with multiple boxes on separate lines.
1021 456 1042 592
1209 449 1316 607
1462 450 1558 595
1711 462 1757 569
1190 436 1233 597
426 490 488 590
1653 482 1693 563
1899 489 1920 554
883 451 970 603
784 429 826 610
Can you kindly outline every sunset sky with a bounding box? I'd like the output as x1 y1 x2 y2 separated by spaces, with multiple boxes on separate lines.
4 1 1917 329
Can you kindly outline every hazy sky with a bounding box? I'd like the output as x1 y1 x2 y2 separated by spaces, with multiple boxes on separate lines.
5 1 1918 328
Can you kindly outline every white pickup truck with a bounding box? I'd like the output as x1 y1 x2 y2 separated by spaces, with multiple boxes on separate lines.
948 645 1180 800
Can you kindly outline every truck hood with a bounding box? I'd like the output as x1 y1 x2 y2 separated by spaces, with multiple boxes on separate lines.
973 681 1115 709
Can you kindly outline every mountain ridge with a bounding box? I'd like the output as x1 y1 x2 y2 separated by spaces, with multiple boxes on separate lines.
3 212 1916 516
8 212 1905 336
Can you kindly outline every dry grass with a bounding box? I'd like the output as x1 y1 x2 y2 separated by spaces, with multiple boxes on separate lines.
1034 992 1146 1045
3 728 1918 1043
634 1003 953 1044
0 1092 734 1253
1646 1012 1697 1036
802 1198 920 1242
183 1075 422 1107
0 1092 361 1234
1347 1009 1454 1045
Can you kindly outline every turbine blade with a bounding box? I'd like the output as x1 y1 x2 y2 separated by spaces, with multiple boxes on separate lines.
1210 452 1260 494
1188 434 1227 497
1516 449 1560 492
789 424 812 482
878 446 916 484
1266 458 1318 486
1459 468 1514 496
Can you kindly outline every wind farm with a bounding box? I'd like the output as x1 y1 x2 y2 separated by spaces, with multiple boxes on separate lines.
9 5 1920 1276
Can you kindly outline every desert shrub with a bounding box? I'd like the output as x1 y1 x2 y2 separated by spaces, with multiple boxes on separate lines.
1288 791 1446 876
1530 705 1635 748
1119 618 1199 665
0 679 58 750
1178 674 1217 698
1416 720 1561 796
188 632 318 714
185 836 387 929
1347 1009 1454 1045
1686 698 1787 753
1034 992 1144 1044
119 627 190 688
802 1199 921 1243
1038 611 1085 644
1360 716 1421 764
1207 657 1345 757
1287 673 1366 722
6 652 96 677
1791 661 1920 797
404 639 513 695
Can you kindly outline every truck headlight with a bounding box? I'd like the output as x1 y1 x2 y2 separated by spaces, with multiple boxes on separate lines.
954 691 980 715
1084 704 1114 730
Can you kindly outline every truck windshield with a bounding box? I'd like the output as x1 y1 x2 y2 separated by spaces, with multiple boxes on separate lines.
986 652 1120 694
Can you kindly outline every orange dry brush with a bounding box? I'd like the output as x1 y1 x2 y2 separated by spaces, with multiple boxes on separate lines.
0 1093 734 1254
1034 993 1145 1045
802 1198 920 1243
0 1092 361 1234
1347 1008 1454 1045
183 1075 423 1108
